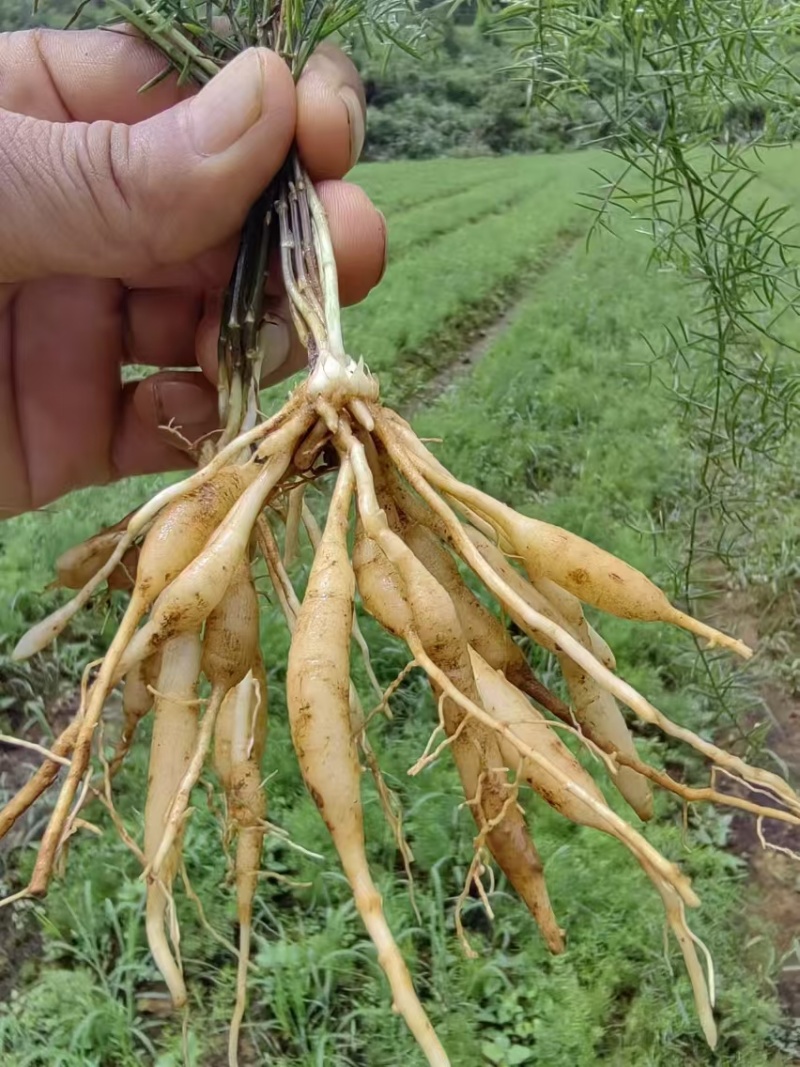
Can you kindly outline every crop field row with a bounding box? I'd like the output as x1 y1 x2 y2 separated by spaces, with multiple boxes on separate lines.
343 154 592 400
381 155 581 261
352 156 541 215
1 150 797 1066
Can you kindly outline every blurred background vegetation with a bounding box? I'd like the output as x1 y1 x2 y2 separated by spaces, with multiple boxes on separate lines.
4 0 787 162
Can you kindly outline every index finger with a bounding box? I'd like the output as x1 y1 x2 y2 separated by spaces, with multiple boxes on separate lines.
0 25 194 123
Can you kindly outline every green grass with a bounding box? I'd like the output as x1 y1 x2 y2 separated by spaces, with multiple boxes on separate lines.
0 152 795 1066
344 154 590 404
382 156 571 261
349 157 538 214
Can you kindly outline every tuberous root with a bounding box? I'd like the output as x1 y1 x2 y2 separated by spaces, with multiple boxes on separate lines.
1 386 794 1065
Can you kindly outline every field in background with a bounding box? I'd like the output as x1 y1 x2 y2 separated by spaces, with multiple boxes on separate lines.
1 148 798 1066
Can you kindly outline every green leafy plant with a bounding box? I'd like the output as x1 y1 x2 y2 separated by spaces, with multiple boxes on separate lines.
491 0 800 565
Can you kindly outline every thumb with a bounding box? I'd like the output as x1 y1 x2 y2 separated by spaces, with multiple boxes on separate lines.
0 49 296 283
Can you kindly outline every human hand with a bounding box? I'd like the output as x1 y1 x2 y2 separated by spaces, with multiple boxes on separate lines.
0 27 386 518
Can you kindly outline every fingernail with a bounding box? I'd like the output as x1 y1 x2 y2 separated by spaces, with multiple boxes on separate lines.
339 84 365 169
154 380 218 428
377 211 389 283
190 50 264 156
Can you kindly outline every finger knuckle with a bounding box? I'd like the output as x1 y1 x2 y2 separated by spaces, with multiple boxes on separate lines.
0 116 62 275
75 120 136 236
69 120 156 274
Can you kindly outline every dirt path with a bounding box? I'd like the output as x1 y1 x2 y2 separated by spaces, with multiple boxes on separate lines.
715 587 800 1059
399 227 585 415
406 296 530 417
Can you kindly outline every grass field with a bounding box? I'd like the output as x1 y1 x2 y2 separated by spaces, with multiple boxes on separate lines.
1 148 798 1066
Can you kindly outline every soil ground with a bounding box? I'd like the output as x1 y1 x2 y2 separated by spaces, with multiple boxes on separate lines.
711 584 800 1060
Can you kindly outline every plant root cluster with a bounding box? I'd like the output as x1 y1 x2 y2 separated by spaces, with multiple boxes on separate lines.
2 376 799 1065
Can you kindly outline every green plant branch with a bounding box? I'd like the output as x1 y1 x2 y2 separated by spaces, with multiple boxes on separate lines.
477 0 800 754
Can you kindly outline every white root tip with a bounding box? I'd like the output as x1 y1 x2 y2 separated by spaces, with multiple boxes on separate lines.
349 397 375 432
228 921 251 1067
13 606 73 660
670 608 753 660
146 887 188 1010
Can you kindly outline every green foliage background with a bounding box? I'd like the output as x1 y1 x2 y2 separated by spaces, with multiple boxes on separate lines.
10 2 796 163
2 3 602 160
0 0 107 29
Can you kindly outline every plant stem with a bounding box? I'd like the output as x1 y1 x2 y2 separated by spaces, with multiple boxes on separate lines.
102 1 374 442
